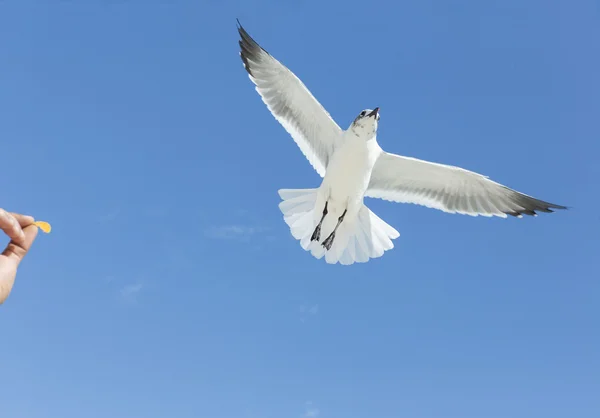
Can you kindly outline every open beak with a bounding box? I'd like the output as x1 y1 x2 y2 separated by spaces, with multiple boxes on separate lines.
367 107 379 118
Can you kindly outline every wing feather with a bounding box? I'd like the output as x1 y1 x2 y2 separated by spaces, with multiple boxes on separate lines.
366 152 567 218
237 21 343 177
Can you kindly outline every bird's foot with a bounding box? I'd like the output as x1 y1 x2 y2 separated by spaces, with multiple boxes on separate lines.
311 224 321 242
322 232 335 250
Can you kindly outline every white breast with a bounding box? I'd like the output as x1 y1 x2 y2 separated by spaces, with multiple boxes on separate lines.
321 134 380 205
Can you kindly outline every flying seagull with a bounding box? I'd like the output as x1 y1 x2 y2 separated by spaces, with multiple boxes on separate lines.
236 20 566 265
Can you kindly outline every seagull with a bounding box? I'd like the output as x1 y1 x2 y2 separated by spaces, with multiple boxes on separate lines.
236 20 567 265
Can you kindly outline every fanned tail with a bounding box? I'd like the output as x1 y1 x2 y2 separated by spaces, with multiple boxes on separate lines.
278 188 400 265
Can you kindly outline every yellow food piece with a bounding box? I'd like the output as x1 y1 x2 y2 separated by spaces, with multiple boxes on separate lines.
33 221 52 233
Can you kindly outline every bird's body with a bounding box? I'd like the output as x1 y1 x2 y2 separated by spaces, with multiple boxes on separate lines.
304 128 383 263
237 21 566 265
318 128 379 225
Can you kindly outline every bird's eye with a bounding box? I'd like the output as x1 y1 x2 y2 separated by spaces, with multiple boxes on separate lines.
360 111 366 117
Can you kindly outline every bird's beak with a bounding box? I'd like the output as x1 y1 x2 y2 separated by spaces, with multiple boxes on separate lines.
367 107 379 118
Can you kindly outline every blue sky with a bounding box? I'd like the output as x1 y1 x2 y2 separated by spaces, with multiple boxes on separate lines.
1 1 598 417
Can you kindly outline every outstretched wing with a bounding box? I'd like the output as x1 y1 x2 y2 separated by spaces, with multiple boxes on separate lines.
237 21 343 177
366 152 567 217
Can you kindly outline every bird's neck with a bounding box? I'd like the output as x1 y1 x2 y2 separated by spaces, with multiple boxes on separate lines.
348 128 376 142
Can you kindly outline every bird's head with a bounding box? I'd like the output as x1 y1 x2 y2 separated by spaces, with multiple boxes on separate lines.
349 107 380 138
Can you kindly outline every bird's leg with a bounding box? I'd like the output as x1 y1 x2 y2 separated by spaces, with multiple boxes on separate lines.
311 201 328 242
322 209 347 251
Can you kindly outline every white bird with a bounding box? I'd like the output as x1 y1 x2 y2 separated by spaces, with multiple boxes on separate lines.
237 21 567 265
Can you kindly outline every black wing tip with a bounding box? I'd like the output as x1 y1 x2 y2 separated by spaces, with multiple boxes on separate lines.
236 19 270 55
505 198 568 218
236 19 253 76
236 18 247 36
236 19 270 78
499 184 568 216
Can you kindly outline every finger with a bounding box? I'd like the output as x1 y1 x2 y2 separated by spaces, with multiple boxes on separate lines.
8 212 35 228
0 208 25 244
2 223 39 265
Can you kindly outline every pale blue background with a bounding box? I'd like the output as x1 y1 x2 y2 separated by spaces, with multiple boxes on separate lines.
1 1 598 417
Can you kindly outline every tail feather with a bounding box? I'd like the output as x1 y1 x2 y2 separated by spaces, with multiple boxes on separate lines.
310 241 327 259
279 189 317 220
278 188 400 265
363 208 396 254
278 188 317 200
354 213 373 261
290 212 314 241
325 223 351 264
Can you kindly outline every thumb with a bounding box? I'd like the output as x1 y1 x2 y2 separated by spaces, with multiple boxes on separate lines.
2 224 39 265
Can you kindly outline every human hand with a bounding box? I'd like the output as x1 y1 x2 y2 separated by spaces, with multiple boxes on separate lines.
0 209 39 305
